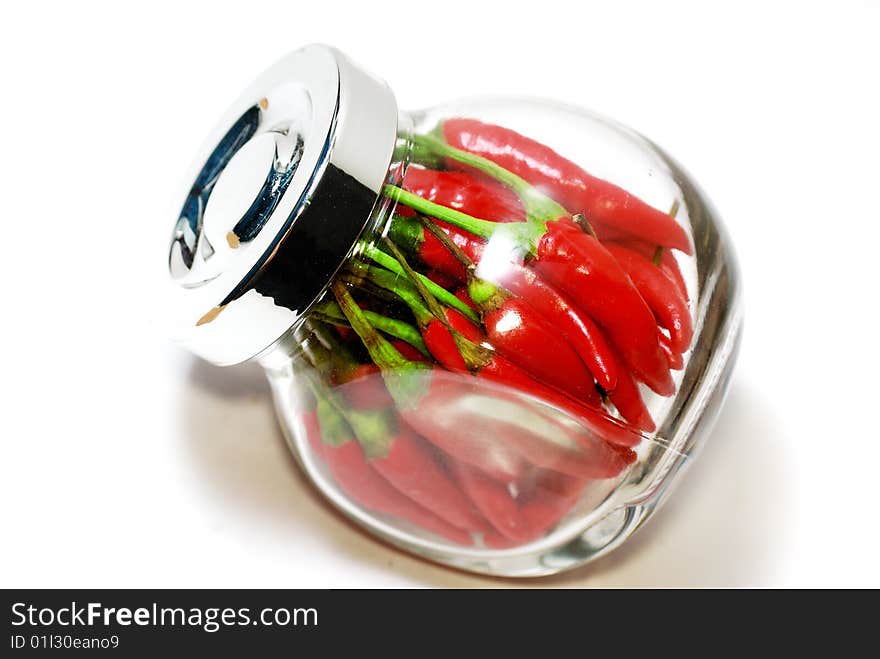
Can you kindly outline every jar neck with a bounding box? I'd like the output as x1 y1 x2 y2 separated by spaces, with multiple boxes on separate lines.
256 111 414 374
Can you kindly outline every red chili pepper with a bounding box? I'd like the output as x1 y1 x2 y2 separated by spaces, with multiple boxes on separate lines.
519 471 586 539
438 118 692 254
306 316 421 412
532 220 674 395
304 328 393 412
454 286 478 312
422 218 602 407
415 374 636 480
423 268 457 290
305 327 488 532
481 471 590 545
398 136 684 393
387 214 481 283
386 240 628 437
447 333 640 468
659 333 684 371
393 213 618 392
313 299 431 359
390 339 431 363
358 265 474 373
366 247 485 360
333 281 634 481
303 408 327 457
333 360 378 385
479 294 602 407
332 283 526 481
612 239 689 302
605 244 693 354
482 531 518 549
496 262 619 393
412 227 469 282
448 460 532 542
404 166 525 223
604 345 655 434
391 166 528 280
384 187 674 396
439 301 483 342
302 404 472 545
422 321 468 372
333 324 355 342
340 402 488 532
364 242 480 323
333 363 394 411
378 240 647 454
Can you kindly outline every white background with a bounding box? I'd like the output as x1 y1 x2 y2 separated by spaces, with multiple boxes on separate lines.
2 1 878 587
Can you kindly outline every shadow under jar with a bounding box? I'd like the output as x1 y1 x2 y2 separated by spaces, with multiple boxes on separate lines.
166 44 742 577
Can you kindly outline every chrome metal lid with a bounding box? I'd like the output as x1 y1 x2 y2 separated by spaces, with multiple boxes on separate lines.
166 44 398 365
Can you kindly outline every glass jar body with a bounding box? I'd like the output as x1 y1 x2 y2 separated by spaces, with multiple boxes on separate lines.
257 97 741 577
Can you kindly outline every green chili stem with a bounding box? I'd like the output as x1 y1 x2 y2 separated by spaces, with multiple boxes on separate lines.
383 185 499 239
409 139 444 169
331 281 431 415
382 237 449 323
381 237 494 373
421 216 501 309
313 300 430 358
381 186 541 260
331 282 412 372
421 215 476 272
360 267 432 321
413 134 529 197
412 133 567 221
301 355 393 459
301 374 350 449
362 241 480 324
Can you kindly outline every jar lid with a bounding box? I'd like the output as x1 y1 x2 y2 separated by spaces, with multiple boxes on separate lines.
166 44 398 365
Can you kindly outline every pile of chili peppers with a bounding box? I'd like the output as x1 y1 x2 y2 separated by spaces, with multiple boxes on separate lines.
300 118 693 547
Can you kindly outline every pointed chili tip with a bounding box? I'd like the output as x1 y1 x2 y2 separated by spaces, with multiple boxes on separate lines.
646 367 676 397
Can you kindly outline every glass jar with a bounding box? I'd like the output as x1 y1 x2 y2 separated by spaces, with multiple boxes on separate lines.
166 44 741 577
